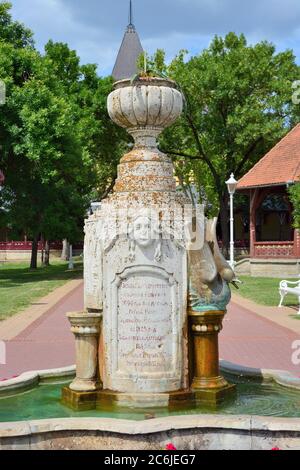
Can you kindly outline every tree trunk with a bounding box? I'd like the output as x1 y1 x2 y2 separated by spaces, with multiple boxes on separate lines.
42 240 50 266
61 239 69 261
30 236 39 270
41 235 45 265
219 192 230 259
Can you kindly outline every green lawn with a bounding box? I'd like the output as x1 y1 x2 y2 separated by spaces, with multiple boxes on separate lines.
0 260 83 321
237 275 299 307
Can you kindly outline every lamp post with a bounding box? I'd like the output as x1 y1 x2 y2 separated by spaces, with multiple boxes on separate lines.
226 173 237 270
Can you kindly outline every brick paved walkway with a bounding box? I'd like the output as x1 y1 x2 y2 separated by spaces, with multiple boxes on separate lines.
1 284 300 380
221 301 300 375
0 283 83 380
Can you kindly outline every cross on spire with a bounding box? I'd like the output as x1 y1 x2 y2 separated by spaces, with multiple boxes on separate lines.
129 0 133 26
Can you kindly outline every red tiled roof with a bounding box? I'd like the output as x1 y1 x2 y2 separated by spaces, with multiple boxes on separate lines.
237 124 300 189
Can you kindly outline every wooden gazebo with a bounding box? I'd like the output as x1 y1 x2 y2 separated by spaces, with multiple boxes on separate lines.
237 124 300 275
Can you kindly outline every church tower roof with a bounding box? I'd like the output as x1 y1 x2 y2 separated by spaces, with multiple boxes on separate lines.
112 1 143 81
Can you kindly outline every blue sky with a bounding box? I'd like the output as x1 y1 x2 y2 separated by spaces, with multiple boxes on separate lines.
10 0 300 76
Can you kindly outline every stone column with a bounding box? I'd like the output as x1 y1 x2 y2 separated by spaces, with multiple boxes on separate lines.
189 310 235 405
67 312 102 392
294 229 300 258
249 189 257 258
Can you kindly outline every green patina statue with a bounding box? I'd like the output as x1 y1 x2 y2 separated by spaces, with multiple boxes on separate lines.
187 217 235 312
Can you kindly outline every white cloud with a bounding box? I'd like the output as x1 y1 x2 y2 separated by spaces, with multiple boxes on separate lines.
9 0 300 74
11 0 116 72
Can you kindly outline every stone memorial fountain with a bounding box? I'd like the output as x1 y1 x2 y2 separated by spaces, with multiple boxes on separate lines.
2 76 300 450
62 76 236 411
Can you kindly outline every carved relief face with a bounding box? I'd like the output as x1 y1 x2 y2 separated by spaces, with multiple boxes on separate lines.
131 216 154 247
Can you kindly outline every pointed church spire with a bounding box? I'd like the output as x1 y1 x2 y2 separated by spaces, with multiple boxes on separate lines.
112 1 143 81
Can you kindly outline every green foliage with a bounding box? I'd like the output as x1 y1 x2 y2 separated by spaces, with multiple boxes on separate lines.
1 2 299 256
135 49 168 79
0 2 33 47
157 33 299 240
0 3 125 262
288 183 300 230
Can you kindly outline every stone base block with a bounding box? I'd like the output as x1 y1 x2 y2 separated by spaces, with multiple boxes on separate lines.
62 385 236 412
61 386 98 411
97 390 195 410
194 383 236 407
62 387 196 411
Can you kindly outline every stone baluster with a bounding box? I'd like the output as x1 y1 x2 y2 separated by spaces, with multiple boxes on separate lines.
67 312 102 392
189 309 235 405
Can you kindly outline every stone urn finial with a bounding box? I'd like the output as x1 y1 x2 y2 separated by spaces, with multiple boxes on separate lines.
107 77 183 149
107 76 184 194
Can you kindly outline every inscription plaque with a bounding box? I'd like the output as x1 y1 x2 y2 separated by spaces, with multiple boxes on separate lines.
103 242 187 393
117 274 174 374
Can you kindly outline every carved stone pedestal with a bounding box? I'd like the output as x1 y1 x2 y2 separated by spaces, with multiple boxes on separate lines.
189 309 236 406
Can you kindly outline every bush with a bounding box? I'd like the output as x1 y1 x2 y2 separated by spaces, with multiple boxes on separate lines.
288 183 300 230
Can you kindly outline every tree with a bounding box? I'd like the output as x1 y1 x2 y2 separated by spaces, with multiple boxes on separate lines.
43 40 129 200
157 34 299 250
0 4 126 267
0 2 33 48
288 183 300 230
0 39 90 267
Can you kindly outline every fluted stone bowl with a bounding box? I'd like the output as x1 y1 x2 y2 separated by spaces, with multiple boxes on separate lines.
107 77 183 130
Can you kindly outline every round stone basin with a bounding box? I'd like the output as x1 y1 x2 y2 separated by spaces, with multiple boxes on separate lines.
1 363 300 450
1 377 300 422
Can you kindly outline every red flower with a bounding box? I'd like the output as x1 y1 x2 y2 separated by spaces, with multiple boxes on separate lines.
165 443 177 450
271 447 280 451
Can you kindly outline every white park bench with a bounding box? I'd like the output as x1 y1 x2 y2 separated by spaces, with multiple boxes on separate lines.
278 277 300 315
